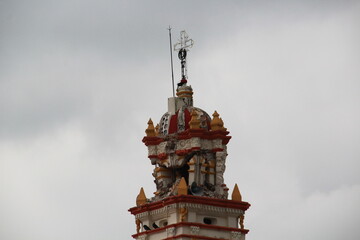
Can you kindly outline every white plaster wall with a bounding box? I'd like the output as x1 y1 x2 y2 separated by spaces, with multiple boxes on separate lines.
168 211 177 225
136 203 243 236
137 222 245 240
197 227 231 239
227 216 238 228
195 213 227 226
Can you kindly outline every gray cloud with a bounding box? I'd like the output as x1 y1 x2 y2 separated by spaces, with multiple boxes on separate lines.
1 1 359 240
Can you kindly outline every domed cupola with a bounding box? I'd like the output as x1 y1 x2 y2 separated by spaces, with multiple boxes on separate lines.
159 80 211 136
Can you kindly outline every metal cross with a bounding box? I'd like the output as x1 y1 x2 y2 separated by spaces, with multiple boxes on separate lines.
174 31 194 81
174 30 194 51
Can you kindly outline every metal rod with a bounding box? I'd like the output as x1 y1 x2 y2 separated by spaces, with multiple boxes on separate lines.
168 26 175 97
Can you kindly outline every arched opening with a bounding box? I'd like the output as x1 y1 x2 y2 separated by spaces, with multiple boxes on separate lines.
176 163 189 184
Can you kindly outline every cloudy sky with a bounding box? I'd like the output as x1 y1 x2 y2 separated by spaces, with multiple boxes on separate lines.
1 0 359 239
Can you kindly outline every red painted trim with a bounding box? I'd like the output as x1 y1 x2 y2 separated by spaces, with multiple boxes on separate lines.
163 234 227 240
191 147 201 151
129 195 250 215
132 222 249 239
169 112 178 134
187 128 206 137
184 108 190 130
144 129 232 147
149 146 226 160
142 136 164 146
177 131 230 141
175 149 191 155
211 148 224 152
222 136 231 145
158 153 168 160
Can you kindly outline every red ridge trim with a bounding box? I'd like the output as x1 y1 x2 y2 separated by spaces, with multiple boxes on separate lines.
143 130 232 147
142 136 164 146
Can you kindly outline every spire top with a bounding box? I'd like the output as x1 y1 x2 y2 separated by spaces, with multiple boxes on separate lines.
189 109 201 129
177 177 188 195
136 187 147 206
211 111 226 131
174 30 194 83
231 184 242 201
145 118 156 137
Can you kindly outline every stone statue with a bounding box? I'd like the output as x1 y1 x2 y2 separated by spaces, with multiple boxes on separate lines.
179 207 188 222
136 218 142 233
239 215 244 229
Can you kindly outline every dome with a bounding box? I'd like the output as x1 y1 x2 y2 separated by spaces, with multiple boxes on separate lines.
159 106 211 136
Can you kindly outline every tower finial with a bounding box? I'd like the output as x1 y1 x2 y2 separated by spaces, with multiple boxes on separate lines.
211 111 226 131
145 118 156 137
174 30 194 84
231 184 242 201
177 177 188 195
189 109 200 129
136 187 147 206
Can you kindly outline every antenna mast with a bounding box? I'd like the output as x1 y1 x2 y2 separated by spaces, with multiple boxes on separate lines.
168 26 175 97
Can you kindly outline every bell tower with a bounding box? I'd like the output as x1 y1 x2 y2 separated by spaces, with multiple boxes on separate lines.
129 31 250 240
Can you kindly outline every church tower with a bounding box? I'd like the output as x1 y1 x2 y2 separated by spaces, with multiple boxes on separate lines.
129 31 250 240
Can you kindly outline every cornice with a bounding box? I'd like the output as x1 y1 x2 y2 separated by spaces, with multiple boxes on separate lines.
129 195 250 215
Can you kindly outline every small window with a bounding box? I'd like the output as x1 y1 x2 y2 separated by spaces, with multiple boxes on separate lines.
203 217 217 225
159 219 168 227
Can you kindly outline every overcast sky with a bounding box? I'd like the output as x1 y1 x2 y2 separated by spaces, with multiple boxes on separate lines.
1 0 360 240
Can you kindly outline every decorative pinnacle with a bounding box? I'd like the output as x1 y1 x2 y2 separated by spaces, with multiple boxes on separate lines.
174 30 194 82
211 111 226 131
231 184 242 201
136 187 147 206
177 177 188 195
189 109 201 129
155 124 160 136
145 118 156 137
